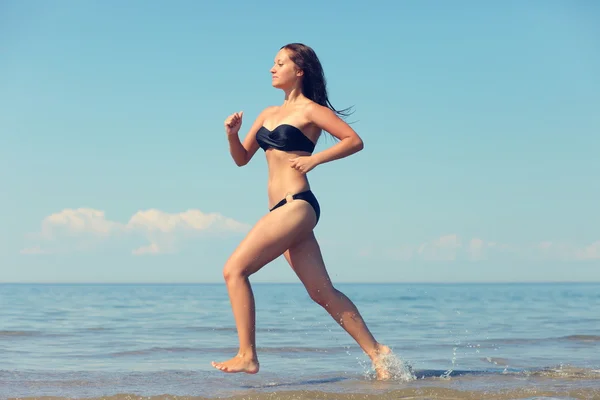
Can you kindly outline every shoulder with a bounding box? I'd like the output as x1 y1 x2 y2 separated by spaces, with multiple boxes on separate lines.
246 106 280 130
259 105 280 119
303 101 360 142
304 102 340 127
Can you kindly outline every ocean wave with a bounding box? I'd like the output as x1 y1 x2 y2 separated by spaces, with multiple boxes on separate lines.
109 345 351 357
479 334 600 345
0 330 70 338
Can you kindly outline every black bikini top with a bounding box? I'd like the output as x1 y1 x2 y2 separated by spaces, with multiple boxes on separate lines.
256 124 316 154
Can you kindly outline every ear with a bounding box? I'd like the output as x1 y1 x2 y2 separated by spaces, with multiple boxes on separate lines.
296 69 304 77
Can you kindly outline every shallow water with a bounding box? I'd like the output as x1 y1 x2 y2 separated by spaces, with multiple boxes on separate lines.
1 282 599 399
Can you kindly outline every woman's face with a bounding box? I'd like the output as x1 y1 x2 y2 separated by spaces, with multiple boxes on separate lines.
270 48 303 89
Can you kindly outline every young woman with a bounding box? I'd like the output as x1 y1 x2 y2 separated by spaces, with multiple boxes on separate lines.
211 43 392 380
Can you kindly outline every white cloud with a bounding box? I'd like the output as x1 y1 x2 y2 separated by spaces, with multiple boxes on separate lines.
131 243 162 256
126 209 248 234
467 238 485 261
578 241 600 260
536 240 600 261
40 208 121 239
417 233 462 261
384 245 413 261
376 234 598 262
22 207 251 255
19 246 47 255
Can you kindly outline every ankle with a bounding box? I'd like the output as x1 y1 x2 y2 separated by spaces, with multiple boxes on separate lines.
367 343 389 359
236 348 258 360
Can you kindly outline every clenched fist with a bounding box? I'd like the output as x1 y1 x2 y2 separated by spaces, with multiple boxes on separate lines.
224 112 243 136
289 155 318 174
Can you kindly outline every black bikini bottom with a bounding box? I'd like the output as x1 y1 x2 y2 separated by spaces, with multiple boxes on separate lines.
269 190 321 224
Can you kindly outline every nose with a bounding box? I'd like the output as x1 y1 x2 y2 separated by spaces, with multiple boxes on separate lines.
270 66 276 74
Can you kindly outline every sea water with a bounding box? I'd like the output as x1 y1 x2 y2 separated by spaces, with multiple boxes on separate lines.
1 282 599 399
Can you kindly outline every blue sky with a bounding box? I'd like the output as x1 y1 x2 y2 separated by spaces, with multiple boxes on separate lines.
1 0 599 283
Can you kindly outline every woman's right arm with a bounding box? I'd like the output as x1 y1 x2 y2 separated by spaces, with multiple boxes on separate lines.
225 107 275 166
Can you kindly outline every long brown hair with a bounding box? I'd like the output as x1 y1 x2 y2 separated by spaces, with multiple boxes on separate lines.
281 43 354 140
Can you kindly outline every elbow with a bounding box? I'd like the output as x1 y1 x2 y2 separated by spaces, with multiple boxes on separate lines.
234 155 248 167
231 150 249 167
354 137 364 152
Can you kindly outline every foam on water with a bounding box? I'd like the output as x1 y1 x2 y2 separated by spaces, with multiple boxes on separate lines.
361 351 417 382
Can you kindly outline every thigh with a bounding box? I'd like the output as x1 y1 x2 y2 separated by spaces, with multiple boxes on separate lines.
283 232 334 292
226 200 317 276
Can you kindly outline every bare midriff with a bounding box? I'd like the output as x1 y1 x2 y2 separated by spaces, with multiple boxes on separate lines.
264 148 312 209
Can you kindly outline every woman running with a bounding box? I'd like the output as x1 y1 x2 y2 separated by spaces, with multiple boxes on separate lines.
211 43 392 380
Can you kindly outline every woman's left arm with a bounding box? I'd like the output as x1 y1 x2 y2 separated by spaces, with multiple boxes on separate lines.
310 104 364 164
288 104 364 174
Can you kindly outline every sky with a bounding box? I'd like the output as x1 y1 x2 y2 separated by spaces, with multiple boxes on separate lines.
1 0 599 283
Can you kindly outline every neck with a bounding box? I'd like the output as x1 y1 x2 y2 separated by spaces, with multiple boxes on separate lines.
282 85 303 105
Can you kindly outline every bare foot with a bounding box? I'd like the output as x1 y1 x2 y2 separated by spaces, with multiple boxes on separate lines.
211 354 260 374
370 343 392 380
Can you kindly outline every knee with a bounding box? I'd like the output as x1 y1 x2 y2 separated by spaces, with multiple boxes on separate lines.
308 285 338 307
222 258 252 283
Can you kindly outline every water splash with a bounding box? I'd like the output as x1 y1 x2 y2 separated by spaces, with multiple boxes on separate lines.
363 351 416 382
441 345 459 379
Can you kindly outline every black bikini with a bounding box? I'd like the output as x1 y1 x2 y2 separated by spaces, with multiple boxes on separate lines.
256 124 321 224
269 190 320 224
256 124 316 153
